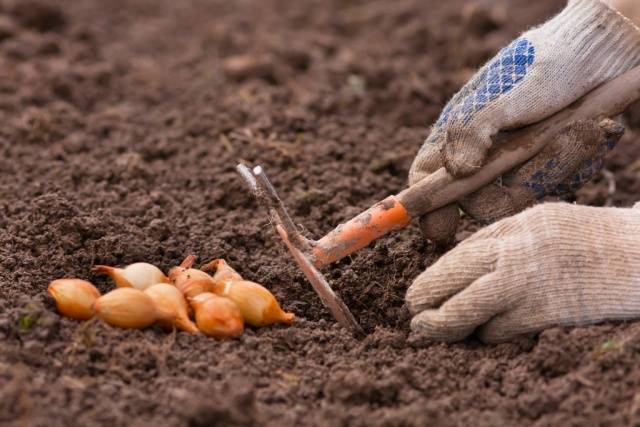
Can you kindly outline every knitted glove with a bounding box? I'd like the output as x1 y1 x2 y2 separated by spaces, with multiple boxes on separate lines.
409 0 640 244
406 202 640 343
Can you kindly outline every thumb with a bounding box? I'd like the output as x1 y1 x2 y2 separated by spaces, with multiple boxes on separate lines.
441 121 493 178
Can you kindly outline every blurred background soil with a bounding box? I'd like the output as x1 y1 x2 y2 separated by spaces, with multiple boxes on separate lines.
2 0 640 425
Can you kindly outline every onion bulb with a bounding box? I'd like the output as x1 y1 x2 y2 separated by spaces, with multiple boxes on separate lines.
93 288 158 329
48 279 101 321
190 292 244 339
92 262 169 291
168 255 216 298
144 283 198 334
215 280 294 327
202 258 243 284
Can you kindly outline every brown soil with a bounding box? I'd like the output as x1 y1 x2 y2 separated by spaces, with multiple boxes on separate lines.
2 0 640 425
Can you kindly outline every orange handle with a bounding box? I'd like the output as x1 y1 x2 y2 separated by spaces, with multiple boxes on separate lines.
312 196 411 268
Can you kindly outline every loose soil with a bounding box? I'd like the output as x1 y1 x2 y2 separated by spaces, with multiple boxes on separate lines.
2 0 640 425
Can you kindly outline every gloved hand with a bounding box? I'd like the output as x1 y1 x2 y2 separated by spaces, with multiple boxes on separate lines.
409 0 640 244
406 202 640 343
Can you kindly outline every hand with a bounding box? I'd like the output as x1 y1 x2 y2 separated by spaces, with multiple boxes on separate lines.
405 202 640 343
410 0 640 244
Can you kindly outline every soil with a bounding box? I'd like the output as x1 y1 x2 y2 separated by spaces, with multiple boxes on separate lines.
2 0 640 425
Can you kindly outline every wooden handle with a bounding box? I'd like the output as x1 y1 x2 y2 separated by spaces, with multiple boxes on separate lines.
398 65 640 217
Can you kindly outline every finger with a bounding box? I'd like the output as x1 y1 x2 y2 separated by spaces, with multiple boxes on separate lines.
409 131 445 185
418 205 460 246
410 272 507 342
507 119 623 202
477 309 534 344
458 182 518 225
406 238 498 313
442 123 490 177
410 135 461 245
459 119 623 224
551 119 623 198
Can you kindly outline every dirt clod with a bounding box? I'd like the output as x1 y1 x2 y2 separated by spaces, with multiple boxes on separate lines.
222 54 276 82
2 0 640 425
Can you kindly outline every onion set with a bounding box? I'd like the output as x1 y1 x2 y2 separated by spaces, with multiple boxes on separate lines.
47 255 295 339
190 292 244 338
205 258 295 327
92 262 169 290
93 288 158 329
144 283 198 333
48 279 101 321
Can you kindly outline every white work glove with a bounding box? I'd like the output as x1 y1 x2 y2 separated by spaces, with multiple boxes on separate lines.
409 0 640 244
406 202 640 343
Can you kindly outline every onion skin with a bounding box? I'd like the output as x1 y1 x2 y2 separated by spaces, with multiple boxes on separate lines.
48 279 101 321
175 278 215 300
144 283 198 334
215 280 295 327
190 293 244 339
92 263 169 291
168 255 216 295
93 288 158 329
202 258 243 284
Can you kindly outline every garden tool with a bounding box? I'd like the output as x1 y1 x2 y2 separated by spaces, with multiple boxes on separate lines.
237 65 640 335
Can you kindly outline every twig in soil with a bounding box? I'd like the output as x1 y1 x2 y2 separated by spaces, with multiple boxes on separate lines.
64 317 98 355
219 134 233 153
572 373 595 388
601 169 617 207
154 328 177 376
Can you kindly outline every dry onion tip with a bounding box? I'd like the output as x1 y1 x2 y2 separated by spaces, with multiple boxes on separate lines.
169 255 216 297
190 292 244 339
92 288 158 329
201 258 243 284
48 279 101 321
144 283 198 334
92 262 169 291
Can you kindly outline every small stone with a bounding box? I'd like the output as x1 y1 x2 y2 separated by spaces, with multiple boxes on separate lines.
222 54 275 81
11 1 67 33
461 3 505 35
0 16 18 42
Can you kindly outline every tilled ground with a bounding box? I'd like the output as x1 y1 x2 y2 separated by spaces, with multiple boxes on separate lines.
2 0 640 425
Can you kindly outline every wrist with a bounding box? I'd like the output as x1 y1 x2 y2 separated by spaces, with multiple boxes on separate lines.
602 0 640 27
538 0 640 69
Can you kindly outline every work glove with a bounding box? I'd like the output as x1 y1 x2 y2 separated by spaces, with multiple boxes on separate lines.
406 202 640 343
409 0 640 244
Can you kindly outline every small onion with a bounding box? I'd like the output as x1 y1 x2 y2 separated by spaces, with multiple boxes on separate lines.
48 279 101 321
190 292 244 339
144 283 198 334
93 288 158 329
92 262 169 291
215 280 294 327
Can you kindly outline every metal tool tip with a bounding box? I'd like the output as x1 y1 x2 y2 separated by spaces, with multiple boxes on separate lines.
236 163 258 190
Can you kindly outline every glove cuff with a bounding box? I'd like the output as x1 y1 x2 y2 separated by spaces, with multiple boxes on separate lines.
540 0 640 78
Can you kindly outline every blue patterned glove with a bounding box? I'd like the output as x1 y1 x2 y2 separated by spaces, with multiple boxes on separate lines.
409 0 640 244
